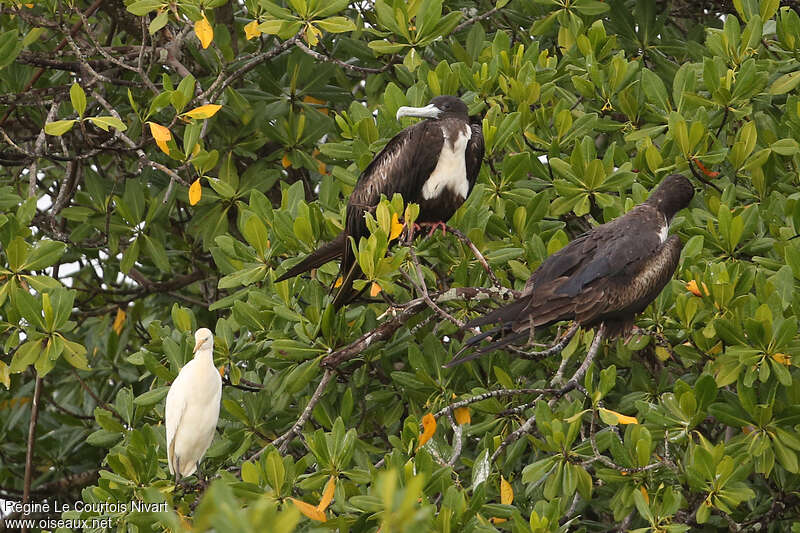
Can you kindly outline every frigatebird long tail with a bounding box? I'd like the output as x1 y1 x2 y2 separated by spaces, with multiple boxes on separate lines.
275 232 346 283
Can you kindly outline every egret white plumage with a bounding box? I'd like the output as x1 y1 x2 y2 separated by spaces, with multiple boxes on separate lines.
165 327 222 479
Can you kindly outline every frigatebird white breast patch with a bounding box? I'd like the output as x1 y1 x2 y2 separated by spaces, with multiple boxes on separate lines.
658 216 668 243
422 123 471 200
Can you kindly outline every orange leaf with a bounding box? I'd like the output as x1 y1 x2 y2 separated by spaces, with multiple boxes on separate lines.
417 413 436 449
195 14 213 49
693 158 720 178
453 406 471 425
333 276 343 288
112 308 126 335
183 104 222 119
640 486 649 504
686 280 703 297
490 518 507 524
244 20 261 40
303 95 328 115
389 213 404 240
370 282 382 297
282 153 291 168
317 475 336 511
772 353 792 366
218 365 225 377
500 476 513 505
289 498 327 522
189 179 202 206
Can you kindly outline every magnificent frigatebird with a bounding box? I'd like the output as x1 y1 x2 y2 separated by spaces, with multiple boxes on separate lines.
276 95 485 307
445 174 694 366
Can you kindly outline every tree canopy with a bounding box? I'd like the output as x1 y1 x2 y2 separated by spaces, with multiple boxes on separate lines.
2 0 800 531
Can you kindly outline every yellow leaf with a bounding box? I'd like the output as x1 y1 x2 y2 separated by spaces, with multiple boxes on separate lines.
500 476 513 505
244 20 261 40
333 276 343 288
112 308 126 335
289 498 327 522
0 361 10 389
654 346 671 362
304 22 322 46
640 486 649 504
189 179 202 206
490 518 507 524
195 14 213 49
389 213 404 240
453 406 471 425
148 122 171 155
317 475 336 511
370 282 382 297
599 407 638 425
417 413 436 449
772 352 792 366
183 104 222 119
282 153 291 168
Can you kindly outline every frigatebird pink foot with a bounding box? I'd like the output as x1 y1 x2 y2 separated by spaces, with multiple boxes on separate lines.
414 221 448 237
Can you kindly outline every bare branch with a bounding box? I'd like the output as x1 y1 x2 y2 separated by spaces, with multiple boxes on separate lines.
21 376 42 532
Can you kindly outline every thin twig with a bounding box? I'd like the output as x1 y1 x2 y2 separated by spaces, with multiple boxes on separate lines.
294 40 391 74
406 240 464 328
249 369 334 459
490 326 605 463
453 6 502 33
446 409 463 467
432 388 560 419
443 226 501 288
22 376 43 533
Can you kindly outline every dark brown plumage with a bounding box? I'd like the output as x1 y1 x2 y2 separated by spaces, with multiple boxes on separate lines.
446 174 694 366
276 95 485 307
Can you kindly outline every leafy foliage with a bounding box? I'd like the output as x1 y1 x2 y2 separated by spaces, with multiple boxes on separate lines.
2 0 800 531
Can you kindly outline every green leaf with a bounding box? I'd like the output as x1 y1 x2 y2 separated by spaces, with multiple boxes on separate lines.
87 116 127 132
0 30 23 70
24 240 66 271
44 120 77 136
769 71 800 95
133 387 169 406
127 0 164 16
70 83 87 118
315 16 356 33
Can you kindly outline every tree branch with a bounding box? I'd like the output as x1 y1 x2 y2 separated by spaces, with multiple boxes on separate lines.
21 376 42 532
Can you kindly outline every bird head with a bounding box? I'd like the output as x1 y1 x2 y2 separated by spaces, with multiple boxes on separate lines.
396 95 468 121
193 328 214 355
646 174 694 222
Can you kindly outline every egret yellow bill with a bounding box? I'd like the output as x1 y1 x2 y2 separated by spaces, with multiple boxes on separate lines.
165 328 222 479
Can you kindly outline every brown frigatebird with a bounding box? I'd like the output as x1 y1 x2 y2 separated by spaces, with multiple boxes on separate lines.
276 95 485 307
445 173 694 366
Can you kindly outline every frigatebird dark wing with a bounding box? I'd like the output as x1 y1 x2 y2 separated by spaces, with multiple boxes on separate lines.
331 120 445 306
449 205 681 365
465 123 485 189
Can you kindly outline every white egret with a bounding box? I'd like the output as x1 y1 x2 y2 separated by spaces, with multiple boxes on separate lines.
165 327 222 479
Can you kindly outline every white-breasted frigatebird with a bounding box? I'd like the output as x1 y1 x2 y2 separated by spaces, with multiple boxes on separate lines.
445 173 694 366
276 95 485 307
